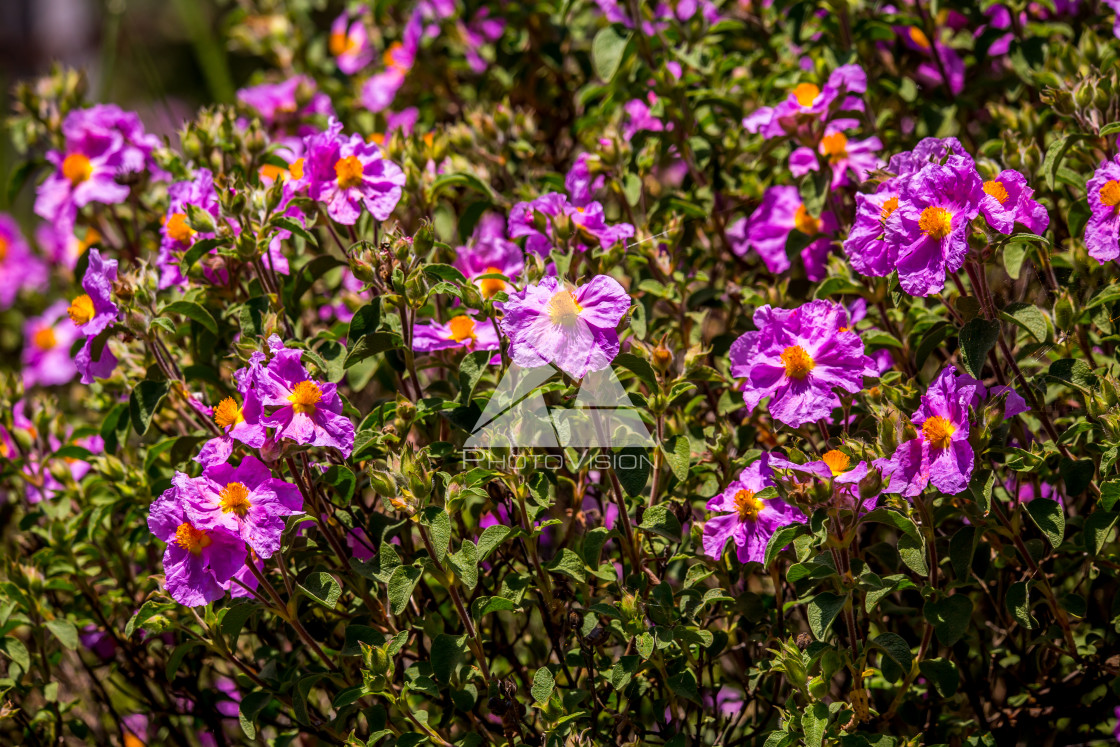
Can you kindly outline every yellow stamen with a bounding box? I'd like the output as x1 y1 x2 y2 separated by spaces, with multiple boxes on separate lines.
335 155 365 189
213 397 244 430
67 294 95 326
880 196 900 222
260 163 288 182
983 180 1009 205
288 380 323 415
922 416 955 450
368 133 385 145
820 132 848 162
781 345 815 380
330 30 357 57
0 236 8 263
166 212 195 245
792 82 821 107
1100 180 1120 208
822 449 851 476
447 316 477 342
32 327 57 351
384 42 405 70
479 265 506 298
793 204 819 236
174 522 212 556
219 482 252 517
909 26 931 49
123 734 145 747
547 289 583 327
918 206 953 239
62 153 93 186
289 158 305 180
733 488 765 522
80 228 101 251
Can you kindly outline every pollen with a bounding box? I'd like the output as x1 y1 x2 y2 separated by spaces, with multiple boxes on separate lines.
213 397 244 429
922 416 956 450
1100 179 1120 208
219 482 252 517
165 212 195 245
67 294 95 326
384 42 405 70
0 236 8 263
447 316 477 342
880 195 900 222
793 204 819 236
983 180 1010 205
781 345 815 380
289 158 305 180
792 82 821 107
909 26 931 49
822 449 851 476
335 155 365 188
479 266 506 298
32 326 57 351
820 132 848 162
259 163 288 182
918 206 953 239
288 380 323 415
547 289 583 326
733 489 765 522
62 153 93 186
329 30 356 57
174 522 212 556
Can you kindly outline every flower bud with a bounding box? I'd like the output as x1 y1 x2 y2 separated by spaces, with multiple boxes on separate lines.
551 211 573 242
413 222 435 256
859 466 882 501
651 343 673 373
368 468 397 498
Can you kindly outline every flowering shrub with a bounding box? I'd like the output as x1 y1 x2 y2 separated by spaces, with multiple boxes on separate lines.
5 1 1120 745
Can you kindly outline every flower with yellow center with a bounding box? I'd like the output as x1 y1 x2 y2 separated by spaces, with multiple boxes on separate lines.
288 380 323 415
820 132 848 163
822 449 851 476
329 30 357 57
880 196 900 223
32 327 57 351
792 82 821 107
165 212 195 245
983 180 1009 205
793 204 819 236
921 416 955 450
447 316 477 342
62 153 93 186
384 42 406 71
1100 179 1120 209
733 488 765 522
547 289 583 326
174 522 212 556
289 158 305 180
478 266 506 298
213 397 244 429
67 294 95 326
780 345 815 380
335 155 365 188
219 482 252 517
918 206 953 239
909 26 931 49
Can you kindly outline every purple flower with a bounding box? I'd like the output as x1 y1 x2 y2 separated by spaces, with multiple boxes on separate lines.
727 186 838 281
255 336 356 457
499 275 631 378
452 213 524 299
237 75 334 132
158 169 222 289
623 96 666 140
177 456 302 558
148 488 246 607
360 42 414 113
743 64 867 141
413 313 502 354
302 119 405 225
22 301 80 387
330 11 374 74
0 216 47 309
978 169 1049 235
843 188 902 277
508 193 634 256
565 153 606 207
789 125 884 188
897 26 966 95
885 156 983 296
729 301 876 428
770 450 877 512
67 248 118 337
1085 153 1120 263
196 370 268 468
702 454 805 564
882 367 986 498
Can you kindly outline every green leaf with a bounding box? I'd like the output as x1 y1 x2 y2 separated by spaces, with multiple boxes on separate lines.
447 540 479 590
1041 133 1080 191
616 447 650 497
1000 302 1047 342
807 592 847 640
471 596 518 619
802 702 829 747
919 658 959 697
1048 359 1097 392
531 666 555 703
182 237 224 270
763 523 806 568
1101 479 1120 512
45 619 79 650
161 300 218 336
425 508 451 565
129 380 170 435
1006 581 1036 629
387 565 422 615
949 526 977 579
546 548 589 583
959 318 1000 378
299 572 342 609
638 504 682 541
1025 498 1065 546
422 263 468 285
592 26 630 81
431 172 495 201
458 349 494 405
614 353 658 389
0 637 29 671
1003 240 1027 280
923 595 973 646
898 532 929 575
220 602 256 642
873 632 913 683
662 436 690 481
635 632 654 659
1085 511 1119 555
859 507 922 542
344 332 401 368
667 669 702 704
431 633 465 683
238 690 272 740
477 524 511 560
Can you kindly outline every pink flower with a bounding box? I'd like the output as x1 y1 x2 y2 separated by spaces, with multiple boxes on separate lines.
702 454 805 564
302 119 405 225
